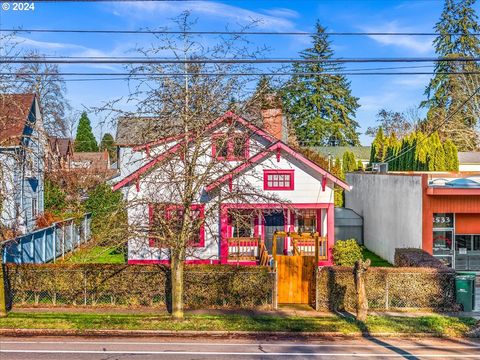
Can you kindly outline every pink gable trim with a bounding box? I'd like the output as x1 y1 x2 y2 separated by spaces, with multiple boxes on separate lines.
205 141 351 192
112 142 183 191
133 111 275 152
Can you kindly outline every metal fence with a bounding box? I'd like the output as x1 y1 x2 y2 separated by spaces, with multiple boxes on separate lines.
2 214 92 264
5 267 276 309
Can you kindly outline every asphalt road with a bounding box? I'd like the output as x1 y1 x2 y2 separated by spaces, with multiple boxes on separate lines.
1 336 480 359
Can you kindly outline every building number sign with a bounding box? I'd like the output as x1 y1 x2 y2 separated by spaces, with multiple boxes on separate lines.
433 213 453 228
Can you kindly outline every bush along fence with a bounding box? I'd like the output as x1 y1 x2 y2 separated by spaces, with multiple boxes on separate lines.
4 264 275 310
316 266 456 312
2 214 92 264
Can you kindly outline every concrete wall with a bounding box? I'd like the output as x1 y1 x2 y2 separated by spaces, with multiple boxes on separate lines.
345 173 423 264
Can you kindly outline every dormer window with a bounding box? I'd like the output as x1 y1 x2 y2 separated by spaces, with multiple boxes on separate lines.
212 133 249 161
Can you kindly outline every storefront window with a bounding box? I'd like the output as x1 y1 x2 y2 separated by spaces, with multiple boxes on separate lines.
433 230 453 256
455 235 472 252
474 236 480 251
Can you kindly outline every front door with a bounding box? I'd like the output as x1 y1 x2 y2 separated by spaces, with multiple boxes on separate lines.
264 211 284 254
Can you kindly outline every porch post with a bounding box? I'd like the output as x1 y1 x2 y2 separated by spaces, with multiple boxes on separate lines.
220 205 229 264
326 204 335 265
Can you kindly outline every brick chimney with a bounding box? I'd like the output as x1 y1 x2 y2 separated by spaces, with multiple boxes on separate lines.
261 94 287 142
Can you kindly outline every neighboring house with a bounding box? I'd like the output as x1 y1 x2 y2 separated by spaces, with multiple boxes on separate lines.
71 150 110 171
346 172 480 271
0 94 45 234
113 108 350 265
46 136 74 172
458 152 480 172
313 146 371 168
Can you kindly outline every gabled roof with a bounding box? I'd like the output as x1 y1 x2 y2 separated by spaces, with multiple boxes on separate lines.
48 136 73 157
205 141 351 192
112 111 278 190
0 93 35 147
132 111 276 151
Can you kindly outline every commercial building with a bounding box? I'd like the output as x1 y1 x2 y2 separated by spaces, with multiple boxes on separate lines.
346 172 480 271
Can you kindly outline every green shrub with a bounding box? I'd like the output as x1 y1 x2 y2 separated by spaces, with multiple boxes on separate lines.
333 239 363 266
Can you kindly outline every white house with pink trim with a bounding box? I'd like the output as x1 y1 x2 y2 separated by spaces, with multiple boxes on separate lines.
113 108 350 266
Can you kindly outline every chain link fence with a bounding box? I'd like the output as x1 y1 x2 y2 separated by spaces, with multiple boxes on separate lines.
316 267 456 311
5 265 275 310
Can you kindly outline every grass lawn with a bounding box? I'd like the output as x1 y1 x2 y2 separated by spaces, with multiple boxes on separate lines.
63 246 126 264
362 248 393 267
0 312 476 337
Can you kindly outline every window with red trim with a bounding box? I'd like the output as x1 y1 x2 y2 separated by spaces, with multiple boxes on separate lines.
263 170 294 190
149 204 205 247
212 133 249 161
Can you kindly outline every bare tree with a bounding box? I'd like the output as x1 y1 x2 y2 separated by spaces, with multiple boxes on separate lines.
15 50 70 136
366 109 413 139
103 13 293 319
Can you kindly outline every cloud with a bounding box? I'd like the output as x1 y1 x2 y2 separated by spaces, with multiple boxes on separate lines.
362 21 434 54
15 36 85 51
111 1 297 31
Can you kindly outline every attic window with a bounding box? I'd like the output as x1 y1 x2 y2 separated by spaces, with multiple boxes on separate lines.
263 170 294 190
212 133 249 161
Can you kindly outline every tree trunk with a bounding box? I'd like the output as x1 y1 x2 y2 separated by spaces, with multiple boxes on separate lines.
170 251 184 320
354 259 370 322
0 257 7 317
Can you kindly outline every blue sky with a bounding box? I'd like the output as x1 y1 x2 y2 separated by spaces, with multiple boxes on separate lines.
0 0 470 144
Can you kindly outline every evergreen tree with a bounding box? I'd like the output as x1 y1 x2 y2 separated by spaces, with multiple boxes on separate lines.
100 133 116 162
334 157 344 207
74 112 98 152
342 151 357 173
422 0 480 150
369 128 387 165
282 21 360 146
357 160 364 171
444 139 460 170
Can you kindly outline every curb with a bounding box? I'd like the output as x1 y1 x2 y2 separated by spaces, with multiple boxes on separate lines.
0 328 471 339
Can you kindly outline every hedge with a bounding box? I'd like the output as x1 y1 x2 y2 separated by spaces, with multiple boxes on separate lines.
394 248 449 269
316 266 456 312
5 264 275 310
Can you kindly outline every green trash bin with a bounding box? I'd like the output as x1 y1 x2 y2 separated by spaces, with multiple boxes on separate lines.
455 272 476 312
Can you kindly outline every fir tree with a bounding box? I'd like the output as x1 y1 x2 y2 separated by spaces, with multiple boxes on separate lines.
282 21 360 146
74 112 98 152
100 133 116 162
422 0 480 150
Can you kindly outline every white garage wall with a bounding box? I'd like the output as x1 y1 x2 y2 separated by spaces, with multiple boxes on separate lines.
345 173 423 264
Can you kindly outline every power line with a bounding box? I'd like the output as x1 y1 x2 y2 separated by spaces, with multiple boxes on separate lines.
3 56 480 65
5 71 480 77
2 28 478 36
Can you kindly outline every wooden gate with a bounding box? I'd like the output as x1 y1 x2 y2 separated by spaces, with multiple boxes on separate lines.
277 255 316 304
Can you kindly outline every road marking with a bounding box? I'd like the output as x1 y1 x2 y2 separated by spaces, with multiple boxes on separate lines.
1 349 480 357
1 340 480 349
